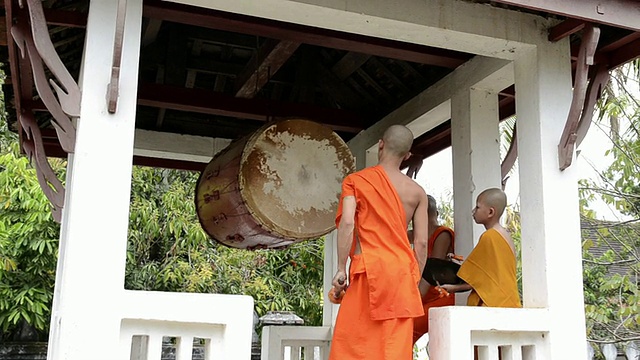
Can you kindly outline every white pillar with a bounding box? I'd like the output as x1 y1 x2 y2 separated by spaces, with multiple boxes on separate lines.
47 1 143 359
323 230 340 327
451 87 502 257
514 39 587 358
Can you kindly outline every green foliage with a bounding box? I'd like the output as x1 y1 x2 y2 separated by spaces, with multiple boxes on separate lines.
0 130 62 340
578 60 640 348
583 60 640 217
0 128 324 340
581 220 640 345
124 166 324 326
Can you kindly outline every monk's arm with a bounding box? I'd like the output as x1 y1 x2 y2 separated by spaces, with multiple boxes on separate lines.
419 231 453 295
431 232 452 259
441 282 472 293
412 190 429 275
336 196 356 273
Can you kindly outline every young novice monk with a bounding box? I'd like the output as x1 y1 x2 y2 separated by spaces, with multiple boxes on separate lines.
440 188 521 308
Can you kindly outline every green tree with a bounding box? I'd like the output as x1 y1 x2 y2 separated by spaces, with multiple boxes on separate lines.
578 60 640 350
0 125 325 340
124 165 325 325
0 126 62 340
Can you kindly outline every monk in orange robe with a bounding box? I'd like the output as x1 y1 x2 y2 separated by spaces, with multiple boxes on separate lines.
411 195 455 344
328 125 429 360
440 188 521 308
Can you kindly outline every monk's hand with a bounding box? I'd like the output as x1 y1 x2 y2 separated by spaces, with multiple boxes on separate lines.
329 270 347 304
438 284 455 295
332 270 347 292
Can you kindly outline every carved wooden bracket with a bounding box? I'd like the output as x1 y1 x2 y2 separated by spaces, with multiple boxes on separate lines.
20 112 65 222
500 125 517 189
576 64 610 147
22 0 81 117
10 0 83 222
107 0 128 113
405 154 424 179
558 24 600 171
12 23 76 153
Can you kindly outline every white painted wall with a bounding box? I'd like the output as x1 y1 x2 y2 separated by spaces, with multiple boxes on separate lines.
47 1 254 360
514 39 588 359
48 0 144 358
133 129 231 163
451 87 502 305
169 0 550 59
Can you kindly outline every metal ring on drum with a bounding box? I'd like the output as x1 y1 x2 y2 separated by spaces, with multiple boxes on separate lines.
195 119 356 250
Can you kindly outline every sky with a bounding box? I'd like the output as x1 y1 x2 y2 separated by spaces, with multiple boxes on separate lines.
413 119 622 221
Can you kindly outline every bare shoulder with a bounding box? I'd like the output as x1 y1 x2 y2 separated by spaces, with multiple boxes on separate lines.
494 226 516 255
405 176 426 197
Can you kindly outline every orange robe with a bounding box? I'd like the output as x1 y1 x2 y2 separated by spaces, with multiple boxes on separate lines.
457 228 521 308
328 165 423 360
412 226 456 343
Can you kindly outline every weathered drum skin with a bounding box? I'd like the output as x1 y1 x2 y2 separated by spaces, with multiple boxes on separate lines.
195 119 355 249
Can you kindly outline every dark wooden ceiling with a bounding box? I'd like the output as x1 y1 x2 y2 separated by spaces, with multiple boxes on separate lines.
1 0 639 170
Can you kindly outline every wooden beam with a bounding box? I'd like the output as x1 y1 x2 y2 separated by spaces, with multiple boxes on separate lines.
490 0 640 32
368 57 412 95
187 57 244 76
234 39 300 98
136 82 364 133
0 16 7 46
598 31 640 52
141 18 162 47
548 18 585 42
315 63 373 114
42 8 87 28
331 52 371 81
41 135 208 172
571 31 640 69
607 36 640 69
142 0 471 68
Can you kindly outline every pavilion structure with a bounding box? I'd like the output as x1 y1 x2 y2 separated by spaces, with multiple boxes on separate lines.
1 0 639 359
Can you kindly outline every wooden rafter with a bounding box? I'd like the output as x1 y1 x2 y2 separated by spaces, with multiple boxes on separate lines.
331 52 371 81
136 83 364 133
141 0 471 68
234 39 300 98
548 19 586 42
141 18 162 47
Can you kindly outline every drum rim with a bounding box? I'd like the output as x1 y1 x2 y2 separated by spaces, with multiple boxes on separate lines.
238 118 352 240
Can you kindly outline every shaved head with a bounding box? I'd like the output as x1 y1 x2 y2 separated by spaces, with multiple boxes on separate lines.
382 125 414 157
478 188 507 217
427 194 438 217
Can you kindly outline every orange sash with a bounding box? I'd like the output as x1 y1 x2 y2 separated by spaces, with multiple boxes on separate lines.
335 165 423 320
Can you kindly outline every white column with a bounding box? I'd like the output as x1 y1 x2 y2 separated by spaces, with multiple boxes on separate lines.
514 39 587 358
47 1 143 359
323 230 340 327
451 87 502 256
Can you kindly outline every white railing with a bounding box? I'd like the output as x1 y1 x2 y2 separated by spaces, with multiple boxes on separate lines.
429 307 551 360
588 341 639 360
118 290 254 360
261 326 331 360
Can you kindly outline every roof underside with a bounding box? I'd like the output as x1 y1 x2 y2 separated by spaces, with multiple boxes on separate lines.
1 0 639 171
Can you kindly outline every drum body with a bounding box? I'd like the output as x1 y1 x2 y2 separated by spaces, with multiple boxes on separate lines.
195 119 355 249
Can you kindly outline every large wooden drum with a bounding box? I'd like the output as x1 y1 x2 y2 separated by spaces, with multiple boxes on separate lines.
195 119 355 249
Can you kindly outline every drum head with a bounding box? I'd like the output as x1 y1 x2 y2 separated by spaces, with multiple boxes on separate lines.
239 119 355 240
